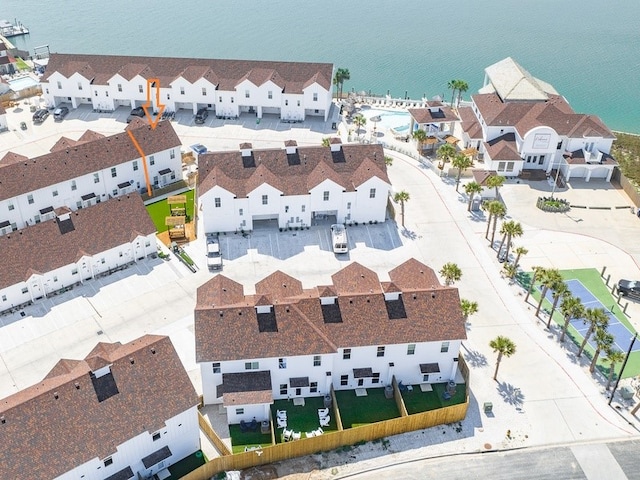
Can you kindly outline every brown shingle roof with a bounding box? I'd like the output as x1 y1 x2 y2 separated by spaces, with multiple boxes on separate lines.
471 169 498 187
0 194 156 290
195 259 466 362
484 133 521 161
408 102 460 125
458 106 483 139
0 335 198 480
0 120 180 202
43 53 332 92
198 144 389 197
255 271 304 301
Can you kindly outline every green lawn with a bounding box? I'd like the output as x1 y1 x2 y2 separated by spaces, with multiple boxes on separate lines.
525 268 639 378
15 57 30 70
402 382 467 415
334 388 400 428
272 397 337 443
228 424 272 453
145 189 195 233
166 450 206 480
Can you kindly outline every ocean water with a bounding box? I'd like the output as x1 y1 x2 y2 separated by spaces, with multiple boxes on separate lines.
3 0 639 133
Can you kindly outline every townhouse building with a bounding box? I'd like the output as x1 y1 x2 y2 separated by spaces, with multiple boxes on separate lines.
195 259 466 424
0 335 200 480
40 53 334 121
0 119 181 235
0 193 157 314
455 57 616 181
197 140 390 233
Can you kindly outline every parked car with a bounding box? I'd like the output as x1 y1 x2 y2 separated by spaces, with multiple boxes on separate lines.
190 143 208 155
618 279 640 298
53 106 69 120
330 224 348 254
32 109 49 123
126 106 145 123
195 108 209 124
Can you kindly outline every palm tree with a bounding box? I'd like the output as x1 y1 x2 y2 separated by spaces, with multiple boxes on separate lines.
393 191 410 227
589 328 614 373
512 246 528 270
486 174 506 199
482 199 505 242
502 221 522 261
447 80 457 107
451 154 473 192
321 137 331 147
456 80 469 107
489 335 517 381
439 262 462 286
502 262 518 280
559 294 585 343
535 268 562 318
460 299 478 322
524 265 545 303
464 181 482 212
333 68 350 100
604 347 626 390
437 143 456 172
547 280 570 329
412 129 427 153
353 114 366 138
489 201 507 247
384 155 393 166
577 307 609 358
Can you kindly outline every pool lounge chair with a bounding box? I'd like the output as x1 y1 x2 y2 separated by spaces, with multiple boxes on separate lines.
314 427 324 436
320 416 330 427
318 408 329 417
283 429 293 441
277 417 287 428
292 431 301 440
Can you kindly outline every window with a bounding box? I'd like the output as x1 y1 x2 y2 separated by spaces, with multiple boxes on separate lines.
497 162 505 172
285 99 288 106
407 344 416 355
219 96 222 103
45 88 49 94
71 180 77 191
57 81 62 89
34 214 41 224
101 258 106 264
76 201 82 209
310 382 318 393
8 202 14 211
212 362 221 373
105 91 109 97
369 188 376 198
313 92 318 101
117 84 122 92
27 194 34 205
148 155 155 166
152 432 161 441
214 197 221 208
268 91 273 99
132 160 139 171
506 161 514 172
538 155 545 165
340 375 348 386
245 361 259 370
343 348 351 360
180 86 185 95
170 149 176 159
441 341 450 353
377 346 385 357
119 251 123 258
239 208 243 216
235 408 244 415
262 195 268 205
280 384 288 395
111 167 117 178
94 173 100 184
103 457 113 467
1 295 6 302
138 84 143 93
72 268 78 275
145 240 151 247
323 191 329 201
231 97 234 103
245 90 250 98
372 373 380 384
279 358 287 369
556 141 563 150
21 287 28 294
51 189 59 198
77 82 83 91
297 100 300 107
301 205 306 212
313 355 321 366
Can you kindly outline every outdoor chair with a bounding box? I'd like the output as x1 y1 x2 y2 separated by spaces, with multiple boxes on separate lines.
292 431 301 440
306 430 316 438
320 416 330 427
240 420 249 433
277 410 287 419
277 417 287 428
283 429 293 441
318 408 329 417
249 419 258 431
314 427 324 436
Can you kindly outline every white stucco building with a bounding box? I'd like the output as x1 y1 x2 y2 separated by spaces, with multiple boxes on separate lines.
0 194 157 314
194 260 467 424
40 53 334 121
0 335 200 480
198 140 390 233
455 57 616 181
0 119 181 235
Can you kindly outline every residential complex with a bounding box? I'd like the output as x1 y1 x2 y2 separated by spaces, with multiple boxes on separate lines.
197 140 390 233
195 260 466 424
455 57 616 181
0 335 200 480
40 53 334 121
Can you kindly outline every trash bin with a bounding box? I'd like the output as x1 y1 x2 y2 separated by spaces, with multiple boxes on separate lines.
384 385 394 399
483 402 493 413
323 394 332 408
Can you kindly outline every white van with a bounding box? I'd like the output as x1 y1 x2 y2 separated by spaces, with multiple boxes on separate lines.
330 224 348 254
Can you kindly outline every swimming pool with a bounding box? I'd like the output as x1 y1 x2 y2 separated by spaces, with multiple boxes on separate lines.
8 76 40 91
362 108 410 132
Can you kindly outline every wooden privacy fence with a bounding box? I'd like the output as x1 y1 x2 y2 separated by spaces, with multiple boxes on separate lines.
183 356 470 480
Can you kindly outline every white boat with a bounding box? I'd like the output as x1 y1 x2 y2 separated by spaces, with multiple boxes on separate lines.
0 19 29 38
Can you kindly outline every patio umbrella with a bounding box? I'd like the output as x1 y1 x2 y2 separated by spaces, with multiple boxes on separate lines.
370 115 381 143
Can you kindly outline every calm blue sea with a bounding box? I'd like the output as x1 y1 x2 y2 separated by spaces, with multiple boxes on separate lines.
4 0 639 133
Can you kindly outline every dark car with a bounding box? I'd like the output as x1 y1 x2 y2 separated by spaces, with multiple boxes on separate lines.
32 109 49 123
195 108 209 124
190 143 208 155
53 106 69 120
126 106 146 123
618 279 640 298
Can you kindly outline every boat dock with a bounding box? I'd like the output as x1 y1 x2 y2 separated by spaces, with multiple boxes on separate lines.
0 19 29 38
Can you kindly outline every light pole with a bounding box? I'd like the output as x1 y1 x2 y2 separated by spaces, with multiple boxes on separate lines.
609 333 637 406
550 159 562 199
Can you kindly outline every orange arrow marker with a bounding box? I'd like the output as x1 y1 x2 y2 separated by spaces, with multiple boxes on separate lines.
142 78 165 130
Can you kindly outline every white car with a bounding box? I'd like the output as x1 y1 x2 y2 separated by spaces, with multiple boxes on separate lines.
330 224 348 254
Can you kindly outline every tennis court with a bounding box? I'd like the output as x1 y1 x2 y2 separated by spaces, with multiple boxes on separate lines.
543 279 640 353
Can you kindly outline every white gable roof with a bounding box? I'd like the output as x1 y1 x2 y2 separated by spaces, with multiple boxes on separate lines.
484 57 558 102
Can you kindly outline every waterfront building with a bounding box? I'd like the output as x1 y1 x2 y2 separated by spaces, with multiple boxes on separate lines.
197 139 390 233
408 101 461 151
195 259 466 424
0 335 200 480
40 53 334 121
455 57 616 181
